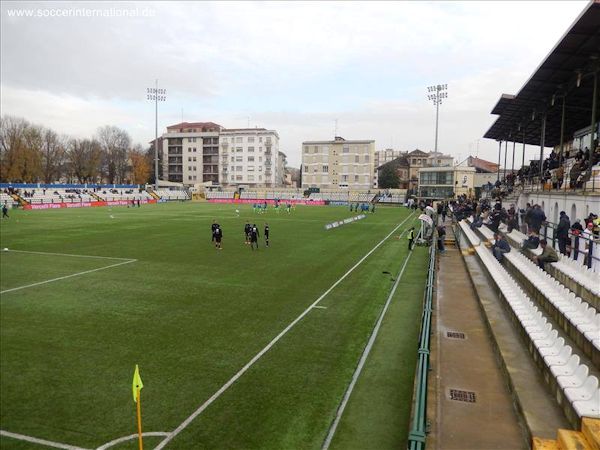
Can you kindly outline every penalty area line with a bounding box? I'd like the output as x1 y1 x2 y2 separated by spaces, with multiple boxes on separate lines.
0 429 90 450
0 259 137 295
4 249 134 261
154 212 415 449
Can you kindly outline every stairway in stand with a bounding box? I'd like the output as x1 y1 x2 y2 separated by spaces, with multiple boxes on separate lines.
533 417 600 450
10 192 28 207
148 190 160 200
90 192 104 201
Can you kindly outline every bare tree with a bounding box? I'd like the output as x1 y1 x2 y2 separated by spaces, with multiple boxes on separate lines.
0 115 29 182
129 144 152 185
41 128 66 183
68 138 103 183
97 125 131 184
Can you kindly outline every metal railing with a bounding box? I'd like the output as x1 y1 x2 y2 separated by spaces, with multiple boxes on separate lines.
538 220 599 271
407 243 436 450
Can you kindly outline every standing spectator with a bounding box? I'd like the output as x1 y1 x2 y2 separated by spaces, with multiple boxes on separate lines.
533 239 559 270
524 203 533 233
408 227 415 251
492 232 511 262
437 225 446 253
555 211 571 255
578 222 594 265
571 219 584 261
529 204 546 233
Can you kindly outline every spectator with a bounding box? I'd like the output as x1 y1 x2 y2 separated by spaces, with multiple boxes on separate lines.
492 232 511 262
554 211 570 255
571 219 584 261
534 239 559 270
529 204 546 233
522 231 540 251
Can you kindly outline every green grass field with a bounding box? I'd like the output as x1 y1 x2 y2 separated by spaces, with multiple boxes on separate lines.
0 202 427 450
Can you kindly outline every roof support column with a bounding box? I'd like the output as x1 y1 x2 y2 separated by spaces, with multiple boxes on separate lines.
591 69 598 150
511 140 516 175
539 112 546 183
521 129 526 172
559 95 566 167
497 140 502 182
503 139 508 181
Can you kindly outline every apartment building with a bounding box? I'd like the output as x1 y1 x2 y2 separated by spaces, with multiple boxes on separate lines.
161 122 222 186
219 128 284 187
301 137 375 189
160 123 286 187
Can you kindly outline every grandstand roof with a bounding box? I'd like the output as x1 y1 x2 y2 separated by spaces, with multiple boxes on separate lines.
484 0 600 147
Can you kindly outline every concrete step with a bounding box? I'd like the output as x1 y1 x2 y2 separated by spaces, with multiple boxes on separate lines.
557 429 593 450
532 437 560 450
582 418 600 450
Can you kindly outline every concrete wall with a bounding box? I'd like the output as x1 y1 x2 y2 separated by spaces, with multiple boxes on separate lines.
518 192 600 224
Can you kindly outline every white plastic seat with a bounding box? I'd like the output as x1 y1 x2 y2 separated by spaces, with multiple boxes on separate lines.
572 389 600 418
544 345 573 366
557 364 589 389
538 337 565 357
564 375 599 403
550 354 581 378
534 330 559 348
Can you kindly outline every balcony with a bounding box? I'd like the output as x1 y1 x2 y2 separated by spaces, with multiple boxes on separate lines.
221 142 229 148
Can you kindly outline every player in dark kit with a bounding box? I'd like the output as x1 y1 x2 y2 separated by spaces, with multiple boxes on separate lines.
250 224 259 250
211 220 219 242
244 222 251 244
264 223 270 247
213 225 223 250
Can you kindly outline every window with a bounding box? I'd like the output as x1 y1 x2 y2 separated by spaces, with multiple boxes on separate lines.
248 137 255 143
188 157 191 162
193 148 197 152
259 137 263 143
355 155 359 163
236 156 243 162
188 166 192 171
193 166 197 171
343 145 349 153
355 175 359 182
259 175 262 181
248 156 255 162
236 175 243 180
304 165 308 172
193 157 196 162
365 155 369 162
323 165 329 173
231 157 234 162
236 147 243 153
248 146 255 152
248 166 255 172
304 146 309 153
248 175 255 181
259 156 263 162
236 137 243 143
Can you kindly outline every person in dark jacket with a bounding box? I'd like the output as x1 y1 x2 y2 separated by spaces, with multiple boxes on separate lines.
492 232 511 262
554 211 571 255
571 219 584 260
529 204 546 233
522 231 540 251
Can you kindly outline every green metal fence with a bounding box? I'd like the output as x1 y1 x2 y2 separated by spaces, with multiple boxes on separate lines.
407 243 436 449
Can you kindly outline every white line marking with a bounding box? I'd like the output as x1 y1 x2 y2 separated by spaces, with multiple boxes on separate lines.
154 212 415 449
0 259 137 294
96 432 169 450
322 244 414 449
4 249 134 261
0 429 90 450
312 305 328 309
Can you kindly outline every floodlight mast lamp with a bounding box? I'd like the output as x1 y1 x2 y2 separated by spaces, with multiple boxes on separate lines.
427 84 448 153
146 80 166 189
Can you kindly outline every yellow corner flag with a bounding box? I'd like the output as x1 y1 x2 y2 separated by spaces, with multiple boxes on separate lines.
132 364 144 402
132 365 144 450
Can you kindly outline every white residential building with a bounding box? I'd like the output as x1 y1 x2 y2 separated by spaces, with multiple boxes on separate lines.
160 123 286 187
301 137 375 190
161 122 222 186
219 128 284 187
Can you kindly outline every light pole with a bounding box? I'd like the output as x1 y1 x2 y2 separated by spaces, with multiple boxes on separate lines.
146 81 166 188
427 84 448 153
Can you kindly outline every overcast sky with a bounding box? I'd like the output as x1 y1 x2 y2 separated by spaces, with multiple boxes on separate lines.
0 0 589 168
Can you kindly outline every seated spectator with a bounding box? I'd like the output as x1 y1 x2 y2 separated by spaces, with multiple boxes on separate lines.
522 232 540 250
492 232 511 262
533 239 559 270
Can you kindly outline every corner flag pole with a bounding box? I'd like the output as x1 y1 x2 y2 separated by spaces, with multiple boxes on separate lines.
132 364 144 450
136 386 143 450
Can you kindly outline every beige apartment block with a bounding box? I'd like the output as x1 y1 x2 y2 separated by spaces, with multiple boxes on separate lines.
301 137 375 189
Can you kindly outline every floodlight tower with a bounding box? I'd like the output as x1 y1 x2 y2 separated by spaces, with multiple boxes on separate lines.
146 80 166 188
427 84 448 153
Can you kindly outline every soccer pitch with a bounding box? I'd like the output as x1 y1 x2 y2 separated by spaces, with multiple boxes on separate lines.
0 202 428 450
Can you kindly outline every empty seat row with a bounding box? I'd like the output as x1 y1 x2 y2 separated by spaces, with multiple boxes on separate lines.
505 250 600 358
460 221 600 421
